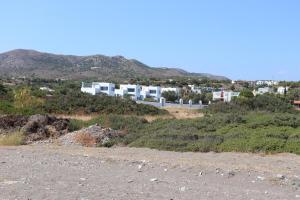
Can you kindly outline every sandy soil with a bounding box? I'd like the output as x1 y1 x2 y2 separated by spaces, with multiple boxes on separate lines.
1 145 300 200
56 107 204 123
144 107 204 122
55 114 97 121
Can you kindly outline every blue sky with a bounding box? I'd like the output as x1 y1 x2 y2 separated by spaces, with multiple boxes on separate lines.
1 0 300 80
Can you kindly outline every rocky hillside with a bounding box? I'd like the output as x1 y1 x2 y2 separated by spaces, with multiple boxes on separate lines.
0 49 228 81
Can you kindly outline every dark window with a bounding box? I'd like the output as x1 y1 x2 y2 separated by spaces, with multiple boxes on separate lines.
100 86 108 91
128 88 135 92
149 90 157 94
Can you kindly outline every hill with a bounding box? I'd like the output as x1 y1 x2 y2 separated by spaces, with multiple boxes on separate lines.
0 49 228 81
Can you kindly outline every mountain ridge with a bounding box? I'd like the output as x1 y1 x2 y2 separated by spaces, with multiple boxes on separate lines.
0 49 229 81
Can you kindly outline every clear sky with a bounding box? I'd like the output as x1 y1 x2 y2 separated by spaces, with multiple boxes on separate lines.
1 0 299 80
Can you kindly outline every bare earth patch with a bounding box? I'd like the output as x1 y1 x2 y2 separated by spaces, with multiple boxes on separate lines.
1 145 300 199
144 107 203 122
55 114 97 121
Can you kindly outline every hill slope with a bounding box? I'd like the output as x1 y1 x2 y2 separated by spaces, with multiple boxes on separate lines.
0 49 228 81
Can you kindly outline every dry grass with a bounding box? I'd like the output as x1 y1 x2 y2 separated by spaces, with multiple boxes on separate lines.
0 131 25 146
165 107 204 119
74 132 96 147
55 114 96 121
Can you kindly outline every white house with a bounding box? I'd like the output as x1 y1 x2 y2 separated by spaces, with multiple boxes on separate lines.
188 85 202 94
256 80 279 86
255 87 273 95
115 84 141 100
161 87 181 95
40 87 54 92
140 86 161 100
277 86 288 95
213 91 240 102
81 82 115 96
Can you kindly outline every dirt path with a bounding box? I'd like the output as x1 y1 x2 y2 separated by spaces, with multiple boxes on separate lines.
1 145 300 200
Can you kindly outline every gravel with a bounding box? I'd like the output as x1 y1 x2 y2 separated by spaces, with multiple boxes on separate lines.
0 145 300 200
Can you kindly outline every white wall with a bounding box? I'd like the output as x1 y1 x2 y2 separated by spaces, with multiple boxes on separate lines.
141 86 161 100
161 87 180 95
81 82 115 96
213 91 240 102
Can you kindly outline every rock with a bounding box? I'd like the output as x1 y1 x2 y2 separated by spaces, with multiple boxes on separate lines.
276 174 286 180
59 125 123 147
179 186 186 192
150 178 158 182
0 115 28 129
227 171 235 178
0 114 71 142
199 171 203 176
257 176 265 181
291 178 300 188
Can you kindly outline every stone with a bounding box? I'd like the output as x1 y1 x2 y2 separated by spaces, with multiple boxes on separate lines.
257 176 265 181
276 174 285 180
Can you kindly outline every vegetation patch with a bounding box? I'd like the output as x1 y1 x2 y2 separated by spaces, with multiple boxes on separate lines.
0 131 25 146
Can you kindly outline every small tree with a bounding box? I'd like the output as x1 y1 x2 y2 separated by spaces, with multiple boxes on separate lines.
239 89 254 98
161 91 178 102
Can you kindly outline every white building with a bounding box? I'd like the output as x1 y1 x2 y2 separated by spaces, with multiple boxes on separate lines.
256 80 279 86
188 85 202 94
277 86 288 95
213 91 240 102
115 84 141 100
141 86 161 100
40 87 54 92
81 82 115 96
255 87 273 95
161 87 181 95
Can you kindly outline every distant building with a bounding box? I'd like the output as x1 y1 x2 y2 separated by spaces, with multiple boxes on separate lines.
256 80 279 86
81 82 115 96
141 86 161 100
293 100 300 108
213 91 240 102
39 87 54 92
161 87 181 95
188 85 202 94
277 86 288 95
254 87 273 95
115 84 141 100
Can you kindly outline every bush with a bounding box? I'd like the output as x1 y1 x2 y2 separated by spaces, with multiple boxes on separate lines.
207 94 292 114
161 91 178 102
43 91 165 115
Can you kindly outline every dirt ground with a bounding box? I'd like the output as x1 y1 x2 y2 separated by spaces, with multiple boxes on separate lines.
144 107 204 122
56 108 204 123
1 145 300 200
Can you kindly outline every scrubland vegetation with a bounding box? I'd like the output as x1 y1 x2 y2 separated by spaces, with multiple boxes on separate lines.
66 88 300 154
1 81 300 155
0 82 165 116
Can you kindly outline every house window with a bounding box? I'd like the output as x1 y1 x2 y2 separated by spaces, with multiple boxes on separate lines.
128 88 135 92
100 86 108 91
111 87 115 91
149 90 157 94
